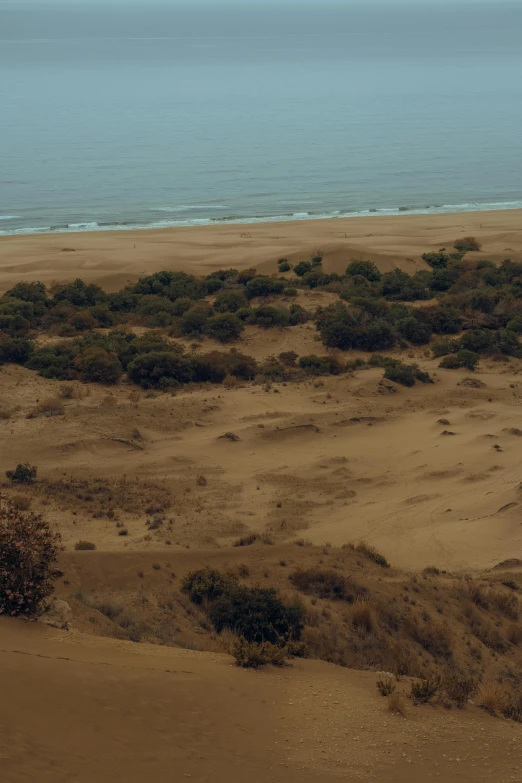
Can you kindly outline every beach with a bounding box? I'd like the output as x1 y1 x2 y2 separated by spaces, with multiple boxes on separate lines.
0 209 521 293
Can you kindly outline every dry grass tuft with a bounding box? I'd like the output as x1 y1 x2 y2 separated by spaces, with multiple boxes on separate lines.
387 691 406 716
34 397 65 417
11 494 31 511
477 682 506 716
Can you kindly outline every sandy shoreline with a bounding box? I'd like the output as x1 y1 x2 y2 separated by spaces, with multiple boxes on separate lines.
0 208 521 292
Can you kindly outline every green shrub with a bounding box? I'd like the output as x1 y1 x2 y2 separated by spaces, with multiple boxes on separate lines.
182 566 239 604
377 677 396 697
277 259 292 273
209 586 304 644
298 354 343 376
213 290 248 313
205 313 244 343
421 249 451 269
0 495 62 616
0 336 33 365
74 347 123 384
253 305 290 328
384 362 431 387
180 302 214 335
432 338 460 358
454 236 481 253
411 677 441 704
346 260 381 281
127 351 195 388
439 354 461 369
6 463 37 485
396 317 432 345
293 261 313 277
456 349 480 371
245 276 285 299
131 271 202 301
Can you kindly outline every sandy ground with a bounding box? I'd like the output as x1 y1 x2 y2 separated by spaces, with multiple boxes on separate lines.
0 209 521 292
2 212 522 782
1 351 521 571
2 618 522 783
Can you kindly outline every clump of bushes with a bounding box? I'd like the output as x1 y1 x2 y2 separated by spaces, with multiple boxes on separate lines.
383 361 433 387
0 495 62 615
6 463 37 484
182 567 304 646
454 236 481 253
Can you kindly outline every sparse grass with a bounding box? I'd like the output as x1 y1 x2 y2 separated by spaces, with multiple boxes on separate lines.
233 532 273 547
477 682 506 716
34 475 172 517
290 567 367 603
354 541 390 568
74 540 96 551
35 397 65 417
11 494 31 511
351 600 376 634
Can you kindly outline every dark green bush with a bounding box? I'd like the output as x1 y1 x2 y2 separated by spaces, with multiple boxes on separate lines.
346 260 381 281
277 259 292 273
209 586 304 644
253 305 290 328
396 317 432 345
0 336 33 365
213 290 248 313
293 261 313 277
182 566 239 604
245 276 285 299
205 313 244 343
74 347 123 384
127 351 195 388
298 354 343 376
180 302 214 335
6 463 37 484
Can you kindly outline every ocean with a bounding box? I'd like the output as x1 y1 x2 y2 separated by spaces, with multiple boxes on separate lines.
1 0 522 236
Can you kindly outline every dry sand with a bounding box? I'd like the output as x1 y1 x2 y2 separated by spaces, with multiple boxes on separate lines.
3 617 522 783
0 209 521 292
2 211 522 782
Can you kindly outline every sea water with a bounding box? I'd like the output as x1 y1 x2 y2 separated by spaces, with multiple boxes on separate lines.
1 0 522 235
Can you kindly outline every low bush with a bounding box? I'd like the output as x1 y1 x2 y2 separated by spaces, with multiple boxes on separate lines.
290 567 366 603
454 236 481 253
182 566 239 604
443 673 476 708
0 495 62 616
377 677 396 697
410 677 440 704
74 540 96 551
232 637 288 668
209 586 304 644
6 463 37 484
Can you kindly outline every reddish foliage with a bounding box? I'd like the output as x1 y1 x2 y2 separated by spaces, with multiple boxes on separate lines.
0 495 62 616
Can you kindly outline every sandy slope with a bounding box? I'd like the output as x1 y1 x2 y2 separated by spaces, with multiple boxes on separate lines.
1 349 521 571
0 209 521 291
2 617 522 783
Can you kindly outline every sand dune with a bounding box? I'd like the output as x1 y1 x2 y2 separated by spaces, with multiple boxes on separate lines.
1 209 521 291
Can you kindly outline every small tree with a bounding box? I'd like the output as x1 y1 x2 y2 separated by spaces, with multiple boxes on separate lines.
0 495 62 616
